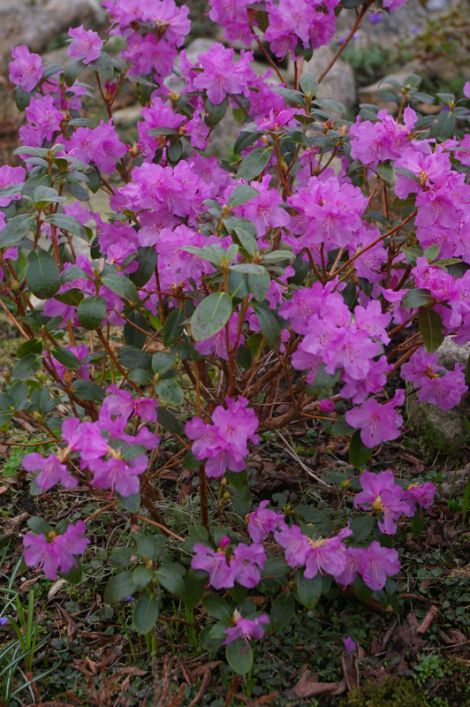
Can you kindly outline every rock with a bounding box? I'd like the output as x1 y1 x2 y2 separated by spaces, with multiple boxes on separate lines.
406 337 470 456
112 105 142 128
358 61 422 109
301 46 356 110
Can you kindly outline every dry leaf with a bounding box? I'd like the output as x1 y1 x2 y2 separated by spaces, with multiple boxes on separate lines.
293 669 346 698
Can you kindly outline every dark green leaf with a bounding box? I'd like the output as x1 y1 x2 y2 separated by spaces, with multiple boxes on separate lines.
26 250 60 299
418 308 444 353
72 380 105 403
133 594 159 635
296 571 322 609
156 563 185 594
157 407 182 434
226 639 253 675
104 571 135 604
191 292 232 341
271 593 295 629
237 147 272 181
401 288 434 309
77 296 106 330
0 215 34 247
228 184 259 208
102 274 138 302
156 378 184 407
253 302 280 347
349 430 373 469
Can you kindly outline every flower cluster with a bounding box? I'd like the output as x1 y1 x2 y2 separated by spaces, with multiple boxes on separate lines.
186 397 259 478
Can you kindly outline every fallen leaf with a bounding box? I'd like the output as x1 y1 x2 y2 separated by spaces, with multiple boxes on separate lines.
293 669 346 698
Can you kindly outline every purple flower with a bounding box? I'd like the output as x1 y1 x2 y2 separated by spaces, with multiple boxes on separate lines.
67 121 127 173
232 543 266 588
354 470 413 535
355 541 401 591
405 482 436 512
67 26 103 65
401 348 467 411
304 527 352 580
345 390 405 449
20 95 63 146
465 82 470 100
224 610 269 645
343 636 357 653
247 500 284 543
186 397 259 479
191 542 235 589
23 453 77 492
9 45 43 92
274 523 311 568
0 165 26 208
192 43 254 105
23 520 89 580
91 454 147 497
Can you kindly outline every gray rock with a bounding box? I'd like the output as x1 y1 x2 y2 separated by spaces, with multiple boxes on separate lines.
301 46 356 110
358 61 423 109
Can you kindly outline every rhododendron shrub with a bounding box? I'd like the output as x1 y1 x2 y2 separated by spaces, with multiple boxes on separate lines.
0 0 468 675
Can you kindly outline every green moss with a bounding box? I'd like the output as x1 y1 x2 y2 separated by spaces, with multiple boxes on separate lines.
344 676 426 707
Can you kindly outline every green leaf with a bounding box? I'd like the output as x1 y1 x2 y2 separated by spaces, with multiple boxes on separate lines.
26 250 60 299
13 354 40 380
418 309 444 353
27 516 52 534
179 569 206 608
203 595 232 620
157 407 182 434
402 288 434 309
296 571 322 609
132 565 154 590
104 571 135 604
226 639 253 675
156 563 185 594
191 292 233 341
237 147 272 181
102 274 138 302
45 214 83 237
51 348 80 370
71 380 105 403
118 346 151 370
223 217 257 257
205 97 228 127
156 378 184 407
129 247 157 287
249 269 270 302
33 186 65 207
152 352 177 376
118 492 141 512
349 430 373 469
271 593 295 629
77 296 106 330
62 561 83 585
299 74 318 96
133 594 159 635
350 516 375 543
136 533 165 561
228 184 259 207
253 302 280 347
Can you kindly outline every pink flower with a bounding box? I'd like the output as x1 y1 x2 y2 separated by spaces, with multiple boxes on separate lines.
232 543 266 588
208 0 253 44
23 453 77 492
20 95 63 145
345 390 405 448
9 45 43 92
67 121 127 173
186 397 259 479
355 541 400 591
401 349 467 411
464 82 470 99
192 44 254 105
23 520 89 580
191 543 235 589
224 611 269 644
91 455 147 497
0 165 26 207
68 26 103 65
343 636 357 653
247 500 284 543
304 528 352 580
354 470 413 535
274 523 311 568
405 482 436 512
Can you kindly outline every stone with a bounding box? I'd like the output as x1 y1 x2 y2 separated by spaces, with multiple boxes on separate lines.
301 46 356 110
358 62 423 109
